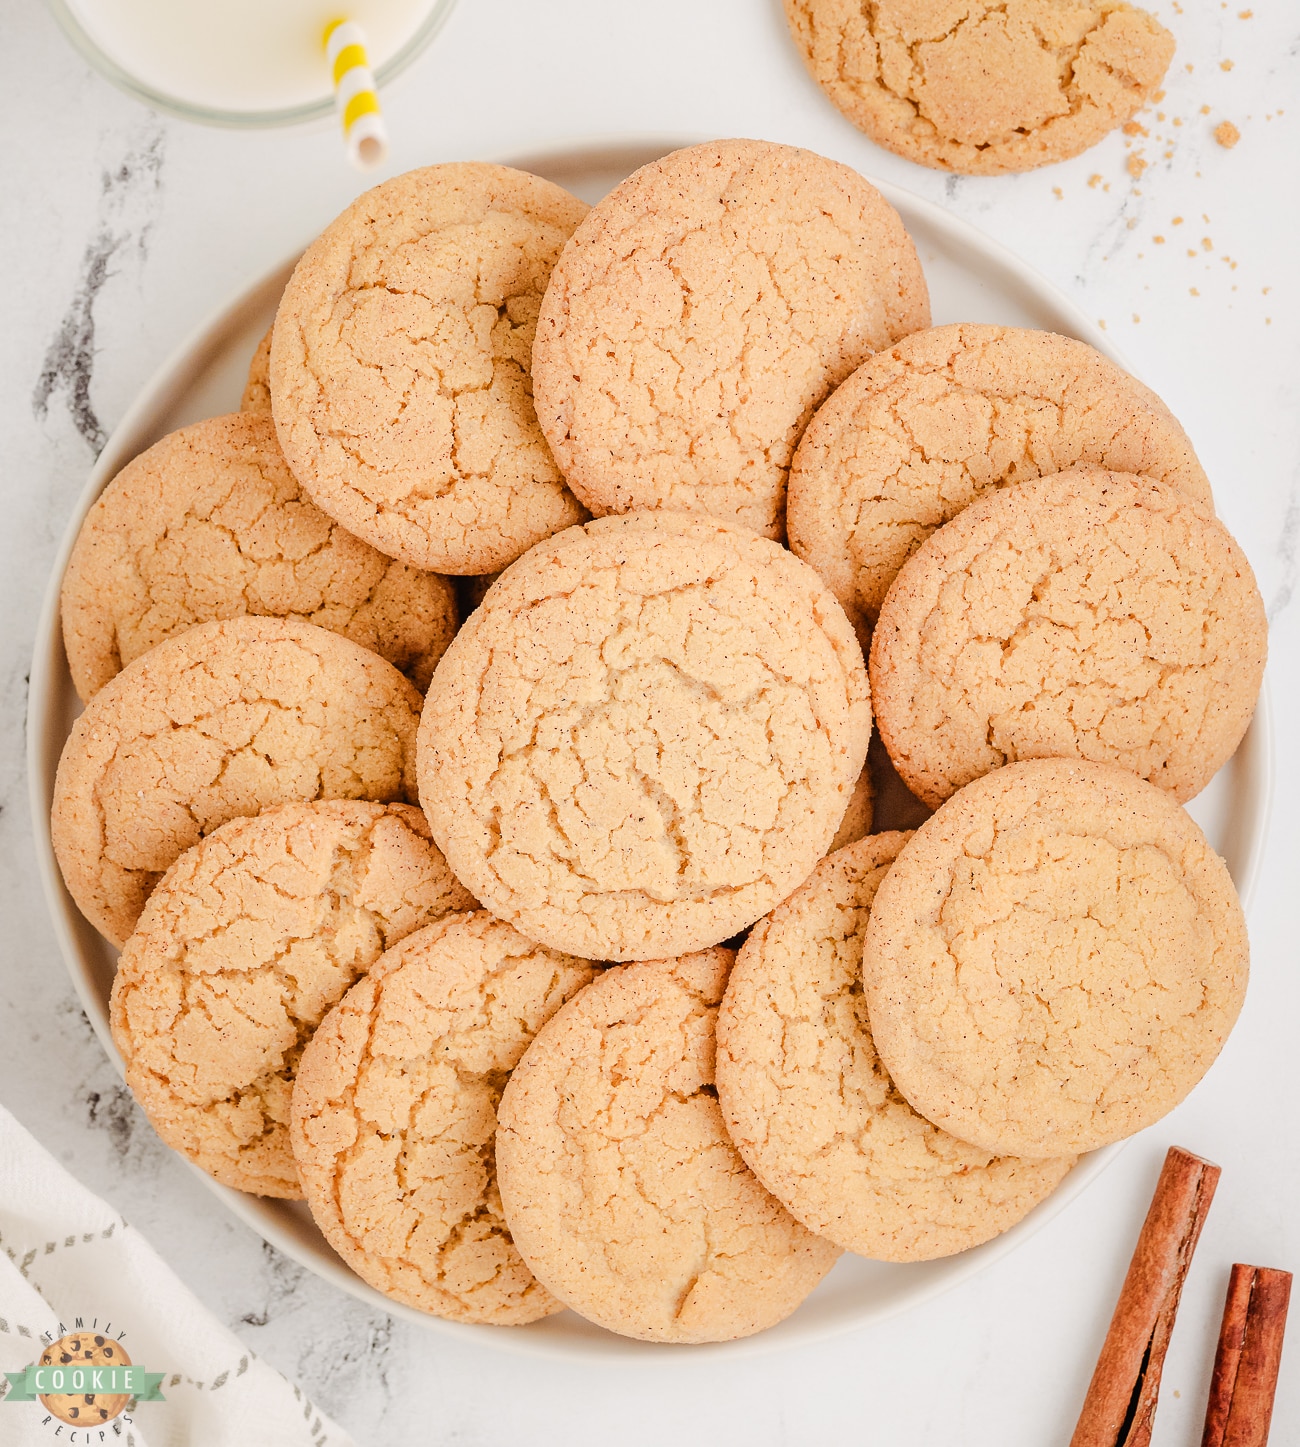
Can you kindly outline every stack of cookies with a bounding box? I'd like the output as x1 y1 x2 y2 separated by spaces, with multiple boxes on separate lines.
50 141 1266 1345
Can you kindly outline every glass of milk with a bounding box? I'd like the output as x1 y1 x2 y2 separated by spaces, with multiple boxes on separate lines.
47 0 457 126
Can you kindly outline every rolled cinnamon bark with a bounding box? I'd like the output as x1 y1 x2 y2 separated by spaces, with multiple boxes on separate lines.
1070 1146 1221 1447
1201 1263 1292 1447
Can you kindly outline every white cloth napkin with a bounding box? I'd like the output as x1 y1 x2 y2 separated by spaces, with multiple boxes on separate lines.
0 1105 354 1447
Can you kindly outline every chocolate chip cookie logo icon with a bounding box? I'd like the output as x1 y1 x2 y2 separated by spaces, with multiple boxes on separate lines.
4 1321 165 1432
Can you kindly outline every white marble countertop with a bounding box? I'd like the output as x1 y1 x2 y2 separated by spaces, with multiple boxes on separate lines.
4 1 1298 1442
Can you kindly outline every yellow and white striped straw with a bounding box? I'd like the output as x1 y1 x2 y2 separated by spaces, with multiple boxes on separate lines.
324 19 388 169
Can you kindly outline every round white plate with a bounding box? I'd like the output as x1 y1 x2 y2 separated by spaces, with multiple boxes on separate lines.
27 142 1272 1361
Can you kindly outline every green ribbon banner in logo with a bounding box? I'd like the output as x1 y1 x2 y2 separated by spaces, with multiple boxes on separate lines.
4 1363 166 1401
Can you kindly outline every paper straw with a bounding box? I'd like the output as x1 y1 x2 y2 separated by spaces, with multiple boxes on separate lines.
324 19 388 169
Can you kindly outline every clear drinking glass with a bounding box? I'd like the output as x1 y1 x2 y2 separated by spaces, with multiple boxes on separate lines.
45 0 458 128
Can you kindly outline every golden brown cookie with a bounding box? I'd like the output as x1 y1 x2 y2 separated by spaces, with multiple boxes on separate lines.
242 322 274 413
869 469 1266 807
111 801 474 1198
60 413 458 701
52 615 424 946
863 760 1250 1158
418 512 872 962
532 139 930 540
784 0 1174 175
828 763 874 853
717 832 1075 1260
787 324 1213 625
271 163 589 575
496 948 840 1342
291 911 598 1322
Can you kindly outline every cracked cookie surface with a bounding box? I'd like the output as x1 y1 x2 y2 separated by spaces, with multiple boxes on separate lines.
52 615 425 946
718 832 1074 1260
532 139 929 540
870 469 1266 807
417 512 873 962
863 760 1249 1157
61 413 458 700
496 948 840 1342
271 163 589 575
292 911 597 1322
110 801 475 1198
787 324 1213 626
784 0 1174 174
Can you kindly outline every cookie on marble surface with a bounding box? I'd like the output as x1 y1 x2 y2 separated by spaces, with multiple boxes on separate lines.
52 615 424 946
60 412 458 700
242 322 274 413
111 801 474 1198
717 832 1075 1260
496 947 840 1343
787 324 1213 625
784 0 1173 175
870 468 1265 808
271 163 589 575
863 759 1250 1158
418 511 872 962
532 139 930 540
292 911 597 1322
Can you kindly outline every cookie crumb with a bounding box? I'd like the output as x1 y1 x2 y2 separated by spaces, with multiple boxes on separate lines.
1053 186 1064 199
1173 215 1185 225
1201 104 1212 115
1220 59 1235 71
1154 234 1166 243
1088 173 1103 188
1127 155 1148 179
1123 121 1148 137
1215 120 1241 148
1191 287 1200 296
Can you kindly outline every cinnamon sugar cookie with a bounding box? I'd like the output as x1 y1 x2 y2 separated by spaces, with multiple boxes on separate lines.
242 322 273 413
829 763 874 852
717 832 1074 1260
532 139 929 539
418 512 872 962
870 469 1265 807
784 0 1174 175
496 948 840 1342
61 413 458 700
271 163 589 575
863 760 1250 1158
111 801 474 1198
787 324 1213 625
292 911 597 1322
52 615 423 946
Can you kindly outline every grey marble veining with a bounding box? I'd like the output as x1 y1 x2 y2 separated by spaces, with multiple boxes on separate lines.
3 1 1299 1443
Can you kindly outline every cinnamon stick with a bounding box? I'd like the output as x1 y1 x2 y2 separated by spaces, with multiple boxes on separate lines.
1201 1263 1292 1447
1070 1145 1221 1447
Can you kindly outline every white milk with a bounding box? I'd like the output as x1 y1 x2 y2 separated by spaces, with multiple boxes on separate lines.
67 0 438 113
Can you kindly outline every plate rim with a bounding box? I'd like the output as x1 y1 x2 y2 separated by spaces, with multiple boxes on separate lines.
24 138 1274 1362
